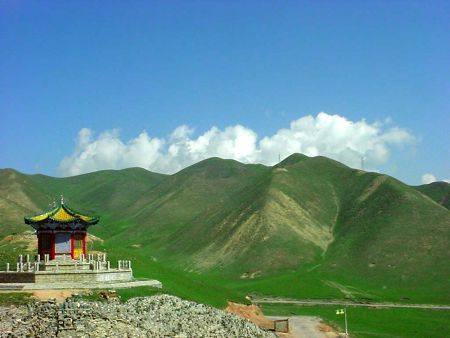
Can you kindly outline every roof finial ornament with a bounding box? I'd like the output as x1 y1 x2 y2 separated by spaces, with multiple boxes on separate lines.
61 195 64 205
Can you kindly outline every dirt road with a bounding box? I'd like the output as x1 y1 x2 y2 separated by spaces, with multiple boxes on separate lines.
269 316 341 338
254 298 450 310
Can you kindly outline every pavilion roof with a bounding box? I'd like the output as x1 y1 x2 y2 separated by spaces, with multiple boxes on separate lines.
24 202 99 226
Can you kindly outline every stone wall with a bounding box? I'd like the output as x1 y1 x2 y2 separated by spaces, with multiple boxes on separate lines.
0 272 35 283
0 269 133 284
0 253 134 285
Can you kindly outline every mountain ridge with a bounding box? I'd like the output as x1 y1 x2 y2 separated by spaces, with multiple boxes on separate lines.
0 154 449 303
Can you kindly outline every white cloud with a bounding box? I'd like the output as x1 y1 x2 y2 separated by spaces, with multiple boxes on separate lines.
259 113 414 169
421 173 437 184
421 173 450 184
59 112 416 176
59 129 164 176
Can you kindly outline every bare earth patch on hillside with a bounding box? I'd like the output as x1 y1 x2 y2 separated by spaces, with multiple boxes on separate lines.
192 188 334 271
324 280 375 299
265 190 332 250
1 230 37 251
226 302 274 329
192 209 267 270
357 176 388 203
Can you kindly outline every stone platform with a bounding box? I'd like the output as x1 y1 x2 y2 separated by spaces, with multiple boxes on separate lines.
0 253 161 290
0 279 162 290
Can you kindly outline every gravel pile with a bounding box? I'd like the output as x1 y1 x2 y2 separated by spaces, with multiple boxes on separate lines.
0 294 277 337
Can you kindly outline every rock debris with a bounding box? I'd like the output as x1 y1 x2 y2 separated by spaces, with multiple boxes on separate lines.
0 294 277 337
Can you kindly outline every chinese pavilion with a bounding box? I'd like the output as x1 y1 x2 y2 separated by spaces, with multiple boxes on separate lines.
24 198 99 260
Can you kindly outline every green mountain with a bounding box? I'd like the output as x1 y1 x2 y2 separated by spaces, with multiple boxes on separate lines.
414 181 450 210
0 154 449 304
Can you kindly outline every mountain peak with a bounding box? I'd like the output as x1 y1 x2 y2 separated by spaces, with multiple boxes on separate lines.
276 153 310 167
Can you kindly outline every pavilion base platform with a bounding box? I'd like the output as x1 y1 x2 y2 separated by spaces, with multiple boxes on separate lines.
0 279 162 291
0 253 161 290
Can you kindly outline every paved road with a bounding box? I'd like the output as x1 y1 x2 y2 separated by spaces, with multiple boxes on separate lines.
254 298 450 310
268 316 340 338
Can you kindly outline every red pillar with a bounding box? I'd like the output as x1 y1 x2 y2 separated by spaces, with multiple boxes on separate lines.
37 232 41 258
82 232 87 256
51 232 56 260
70 232 75 259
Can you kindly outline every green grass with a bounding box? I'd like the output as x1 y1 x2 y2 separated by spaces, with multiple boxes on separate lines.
220 269 345 300
0 292 33 305
103 246 249 308
261 304 450 338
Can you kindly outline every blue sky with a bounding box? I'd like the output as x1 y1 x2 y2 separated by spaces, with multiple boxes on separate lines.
1 1 449 184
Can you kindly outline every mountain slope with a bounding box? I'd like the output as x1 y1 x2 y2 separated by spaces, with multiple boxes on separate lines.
0 168 166 236
0 155 449 303
323 171 450 295
0 169 50 237
414 181 450 209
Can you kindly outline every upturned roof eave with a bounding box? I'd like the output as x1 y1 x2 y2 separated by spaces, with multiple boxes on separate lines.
24 203 99 225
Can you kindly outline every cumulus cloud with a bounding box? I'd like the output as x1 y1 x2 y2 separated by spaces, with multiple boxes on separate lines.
421 173 450 184
59 129 164 176
59 112 416 176
421 173 437 184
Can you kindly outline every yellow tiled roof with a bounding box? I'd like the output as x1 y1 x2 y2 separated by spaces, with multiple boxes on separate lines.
24 203 99 225
52 207 77 222
28 213 48 222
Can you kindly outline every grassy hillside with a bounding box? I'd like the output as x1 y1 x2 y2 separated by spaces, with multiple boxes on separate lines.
0 154 449 306
0 169 50 237
29 168 166 238
414 181 450 209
